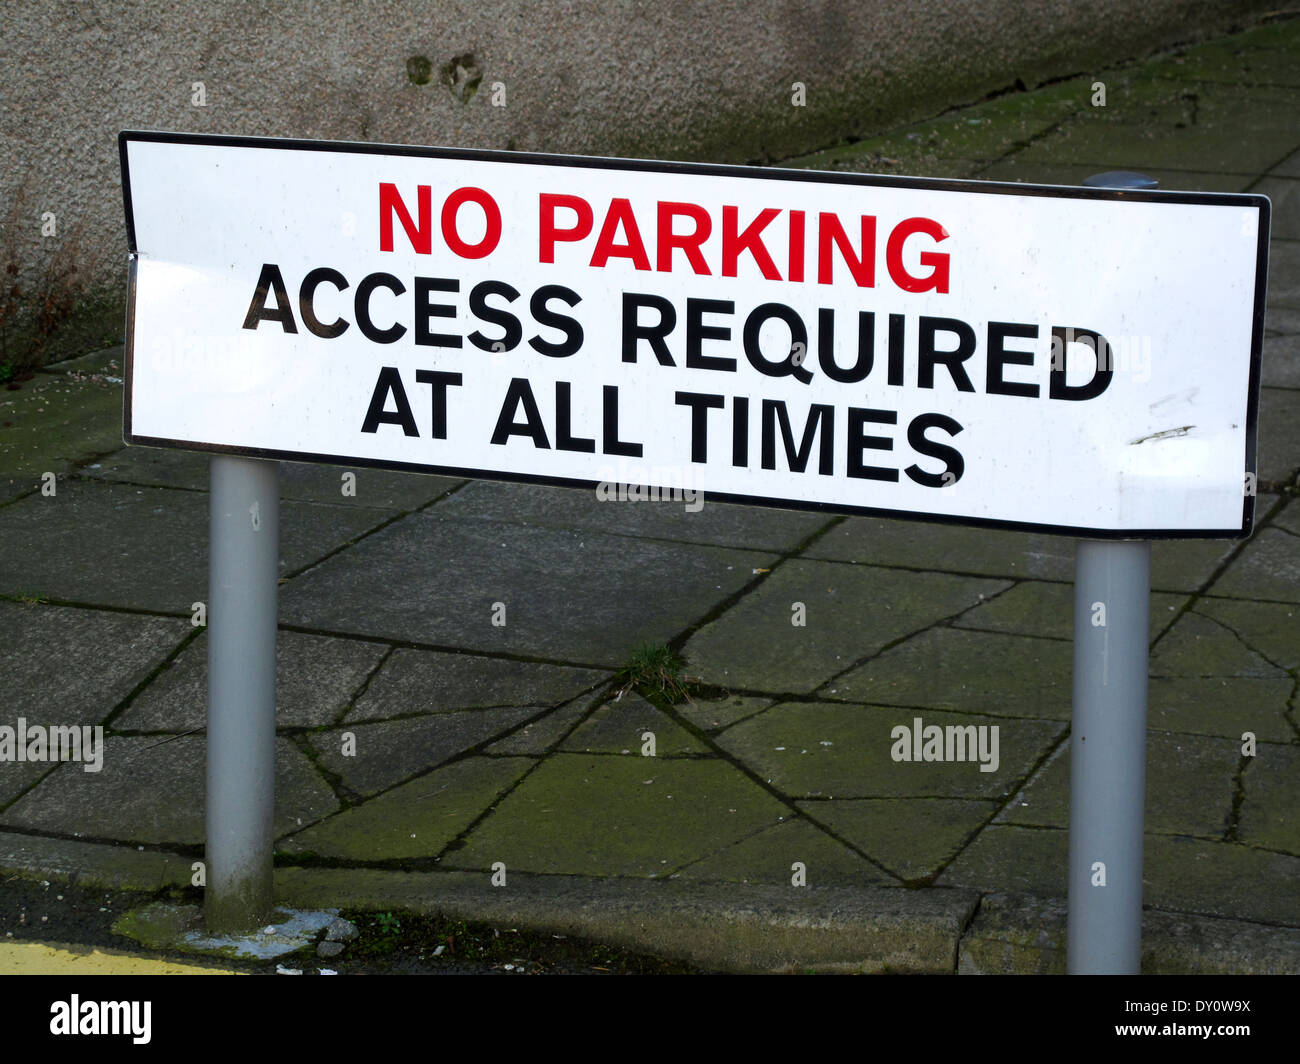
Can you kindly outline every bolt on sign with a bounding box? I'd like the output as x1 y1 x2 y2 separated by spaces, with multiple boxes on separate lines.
119 132 1269 537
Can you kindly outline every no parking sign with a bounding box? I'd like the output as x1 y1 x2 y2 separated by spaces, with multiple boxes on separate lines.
121 131 1268 538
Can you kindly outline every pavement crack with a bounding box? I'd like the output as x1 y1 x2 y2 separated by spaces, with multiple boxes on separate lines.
1222 751 1253 843
953 893 984 973
332 645 397 727
100 624 204 731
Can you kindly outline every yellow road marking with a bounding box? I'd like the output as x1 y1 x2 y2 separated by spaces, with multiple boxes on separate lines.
0 941 240 975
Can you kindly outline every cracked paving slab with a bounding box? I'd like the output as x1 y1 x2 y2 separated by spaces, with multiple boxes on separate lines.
0 736 337 845
1236 743 1300 855
0 349 124 504
799 797 998 882
714 700 1062 799
114 630 389 731
0 602 191 805
434 478 830 551
0 480 395 612
669 817 893 886
682 559 1008 693
84 445 464 509
307 706 541 796
344 648 609 723
954 581 1187 641
939 826 1300 926
1150 609 1288 677
280 756 535 862
440 753 787 877
1012 81 1300 173
484 695 600 756
999 733 1243 837
559 693 709 755
1192 598 1300 673
1147 675 1294 741
280 513 777 666
830 627 1074 719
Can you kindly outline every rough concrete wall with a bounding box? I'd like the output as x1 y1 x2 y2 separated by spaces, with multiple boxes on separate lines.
0 0 1272 356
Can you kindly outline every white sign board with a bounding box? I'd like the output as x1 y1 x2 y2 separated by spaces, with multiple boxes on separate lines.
120 132 1269 538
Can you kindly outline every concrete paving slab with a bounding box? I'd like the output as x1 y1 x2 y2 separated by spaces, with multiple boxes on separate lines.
115 630 389 731
799 79 1092 171
0 602 191 805
937 824 1067 896
959 892 1300 975
1258 387 1300 485
1204 527 1300 602
1277 497 1300 534
559 693 709 755
441 753 787 877
0 761 57 816
999 733 1241 837
1262 333 1299 388
0 357 123 504
345 647 609 723
280 756 534 861
307 706 541 797
281 513 777 666
435 479 830 551
483 695 600 756
957 891 1070 974
1276 148 1300 179
671 817 892 886
1137 34 1300 88
943 826 1300 926
274 867 979 974
1134 910 1300 974
714 700 1062 799
0 601 189 721
803 516 1074 580
679 695 775 733
0 480 395 612
1144 834 1300 925
1014 81 1300 173
800 797 998 882
1236 743 1300 855
0 735 338 845
0 830 192 891
954 581 1187 641
1148 675 1295 741
682 559 1007 693
1148 540 1245 595
1149 608 1286 677
1267 305 1300 334
831 627 1074 719
1195 597 1300 671
1268 239 1300 309
86 445 465 509
803 518 1238 592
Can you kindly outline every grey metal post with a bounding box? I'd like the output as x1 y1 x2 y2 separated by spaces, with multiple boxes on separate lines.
1067 170 1157 974
206 454 279 933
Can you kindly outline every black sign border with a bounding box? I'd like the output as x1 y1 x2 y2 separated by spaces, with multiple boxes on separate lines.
118 129 1270 541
